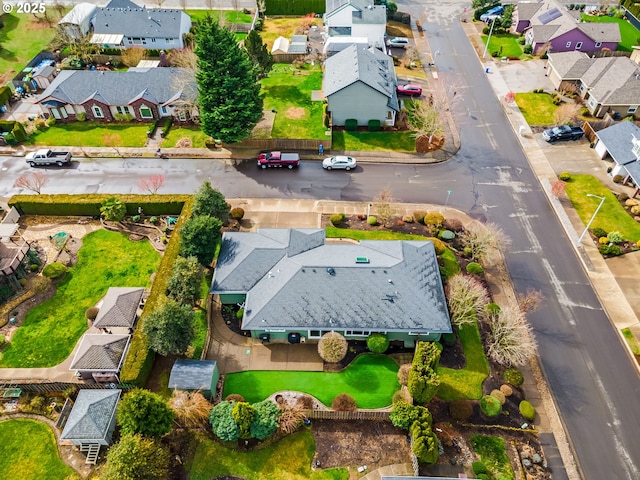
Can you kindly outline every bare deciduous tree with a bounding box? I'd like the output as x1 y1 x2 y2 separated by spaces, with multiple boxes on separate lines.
551 180 567 198
516 288 544 314
486 303 537 367
460 221 510 265
156 0 167 8
122 47 146 67
553 103 581 126
167 48 198 69
374 187 396 225
103 133 124 157
445 273 490 328
138 175 166 194
169 390 212 428
256 0 266 16
168 65 199 122
407 81 462 146
13 172 48 194
317 331 348 363
397 363 411 386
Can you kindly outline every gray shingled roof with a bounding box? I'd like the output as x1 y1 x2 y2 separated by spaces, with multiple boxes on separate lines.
93 287 144 329
516 2 543 22
93 0 188 39
70 335 130 371
37 68 195 107
624 158 640 186
595 121 640 166
212 229 451 334
579 22 621 43
60 389 121 441
548 51 590 78
324 44 398 111
168 359 218 391
326 0 386 24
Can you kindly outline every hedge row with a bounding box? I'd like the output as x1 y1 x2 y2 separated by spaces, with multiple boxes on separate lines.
9 194 190 216
120 197 194 386
265 0 325 15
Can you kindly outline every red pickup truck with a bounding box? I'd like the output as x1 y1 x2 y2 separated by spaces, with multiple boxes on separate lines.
257 151 300 169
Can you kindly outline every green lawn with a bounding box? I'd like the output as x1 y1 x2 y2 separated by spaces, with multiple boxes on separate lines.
514 92 557 126
191 274 212 360
326 227 428 241
28 122 150 147
0 419 76 480
189 429 348 480
186 10 253 24
438 321 490 400
0 230 159 368
0 13 58 83
481 33 523 58
580 13 640 51
161 125 210 148
565 174 640 242
262 64 326 139
223 354 399 408
622 328 640 356
331 130 416 152
470 434 514 480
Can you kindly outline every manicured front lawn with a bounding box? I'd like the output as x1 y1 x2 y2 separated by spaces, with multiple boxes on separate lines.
189 429 348 480
262 64 326 139
28 122 150 147
565 174 640 242
186 10 253 24
223 354 399 408
514 92 557 126
161 126 210 148
331 130 416 152
0 230 159 368
0 419 76 480
0 13 59 83
481 33 523 58
326 227 429 241
580 13 640 51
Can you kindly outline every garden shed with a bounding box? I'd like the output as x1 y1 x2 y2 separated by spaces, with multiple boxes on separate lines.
92 286 144 333
168 359 219 399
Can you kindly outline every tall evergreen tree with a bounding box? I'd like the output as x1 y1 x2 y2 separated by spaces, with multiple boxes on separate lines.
195 16 263 143
243 29 273 78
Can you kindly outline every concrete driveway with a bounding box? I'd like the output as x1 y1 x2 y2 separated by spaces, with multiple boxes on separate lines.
494 58 554 93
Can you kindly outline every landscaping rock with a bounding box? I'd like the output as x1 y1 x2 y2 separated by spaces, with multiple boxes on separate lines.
625 198 639 207
630 205 640 215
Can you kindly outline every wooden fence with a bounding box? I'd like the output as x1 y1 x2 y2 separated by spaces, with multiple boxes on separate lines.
305 409 390 420
224 138 331 151
272 53 306 63
583 118 615 144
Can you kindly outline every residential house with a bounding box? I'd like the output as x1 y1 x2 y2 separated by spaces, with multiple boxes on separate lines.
36 68 198 122
60 389 121 464
92 287 144 334
168 359 220 399
515 0 620 53
57 3 98 40
324 44 398 127
324 0 386 50
69 334 130 382
210 228 452 347
0 207 29 278
90 0 191 50
593 120 640 195
546 52 640 120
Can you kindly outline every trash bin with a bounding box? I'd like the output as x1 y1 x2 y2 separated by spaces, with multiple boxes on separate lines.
318 144 324 155
485 67 490 73
288 332 301 344
259 333 271 343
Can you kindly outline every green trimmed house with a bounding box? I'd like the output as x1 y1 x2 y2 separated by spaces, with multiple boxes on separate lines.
210 228 451 346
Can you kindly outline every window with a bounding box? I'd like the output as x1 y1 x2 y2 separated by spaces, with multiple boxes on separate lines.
308 330 322 339
65 105 74 115
167 38 174 44
51 108 61 119
579 83 585 92
131 37 143 45
116 106 131 115
566 41 571 48
92 106 104 118
139 106 153 118
344 330 370 337
588 97 596 108
595 41 602 48
151 38 156 43
575 42 582 50
628 106 638 114
61 107 68 118
265 329 285 333
161 106 168 115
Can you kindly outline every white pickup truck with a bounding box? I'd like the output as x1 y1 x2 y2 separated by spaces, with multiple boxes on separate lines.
25 149 72 167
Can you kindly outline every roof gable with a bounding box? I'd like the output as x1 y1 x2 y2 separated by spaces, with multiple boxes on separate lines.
93 287 144 328
70 334 130 371
60 389 121 441
595 120 640 165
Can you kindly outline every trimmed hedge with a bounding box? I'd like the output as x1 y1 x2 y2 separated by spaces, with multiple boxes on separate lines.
366 333 389 354
479 394 502 418
368 119 381 132
503 367 524 387
265 0 325 14
9 194 189 216
120 198 192 386
42 262 67 279
519 400 536 420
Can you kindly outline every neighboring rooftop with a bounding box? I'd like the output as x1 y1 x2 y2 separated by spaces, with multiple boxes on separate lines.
595 121 640 166
60 389 121 441
93 287 144 329
69 334 130 371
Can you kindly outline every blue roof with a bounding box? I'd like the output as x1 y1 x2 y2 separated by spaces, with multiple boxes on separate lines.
60 389 120 441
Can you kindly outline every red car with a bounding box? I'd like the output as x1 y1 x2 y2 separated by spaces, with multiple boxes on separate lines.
397 84 422 96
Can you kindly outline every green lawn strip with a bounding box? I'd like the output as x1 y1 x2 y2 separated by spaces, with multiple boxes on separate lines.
27 122 149 147
622 328 640 355
580 14 640 51
0 230 159 368
223 354 399 408
161 125 210 148
191 273 212 360
0 14 58 82
262 64 326 139
514 92 557 126
189 429 348 480
565 174 640 242
331 130 416 152
0 419 76 480
470 434 515 480
480 33 523 57
440 248 460 280
326 226 428 241
186 10 252 24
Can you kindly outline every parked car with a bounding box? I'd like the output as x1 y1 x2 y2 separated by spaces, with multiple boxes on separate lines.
323 156 357 170
257 151 300 169
480 5 504 22
25 149 72 167
541 125 585 142
386 37 409 48
397 84 422 96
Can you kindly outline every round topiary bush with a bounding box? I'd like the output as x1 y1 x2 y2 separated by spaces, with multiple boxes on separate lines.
519 400 536 420
449 399 473 421
438 229 455 241
472 461 488 475
330 213 345 226
426 237 446 255
466 262 484 275
424 212 445 227
619 192 630 202
392 387 412 404
413 210 427 224
499 384 513 397
443 218 464 232
366 333 390 353
504 367 524 387
230 207 245 220
85 307 99 321
463 246 473 258
367 215 378 226
29 264 39 272
332 393 357 411
613 174 624 184
490 389 506 405
607 231 623 243
558 171 571 181
402 215 414 223
236 308 244 320
480 395 502 418
592 227 607 239
42 262 67 279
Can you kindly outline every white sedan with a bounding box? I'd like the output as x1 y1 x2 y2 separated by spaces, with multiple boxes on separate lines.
322 155 357 171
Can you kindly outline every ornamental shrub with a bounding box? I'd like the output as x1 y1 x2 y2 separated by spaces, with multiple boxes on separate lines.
443 218 464 232
598 237 609 245
332 393 357 411
345 119 358 131
558 171 571 181
85 307 99 321
390 400 419 429
463 246 473 257
480 395 502 418
466 262 484 274
426 237 446 255
230 207 245 220
225 394 245 402
42 262 67 279
519 400 536 420
499 384 513 396
368 119 381 132
448 399 473 421
592 227 607 239
490 389 506 405
486 302 501 315
402 215 414 223
473 461 488 475
366 333 390 353
504 367 524 386
424 212 445 227
613 174 624 184
619 192 629 202
523 44 533 54
413 210 427 224
330 213 345 226
439 229 455 241
607 231 623 243
600 244 622 256
367 215 378 226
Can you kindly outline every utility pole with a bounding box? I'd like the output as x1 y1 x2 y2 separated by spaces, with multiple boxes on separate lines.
482 17 497 60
